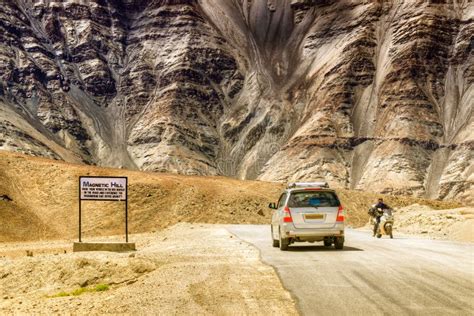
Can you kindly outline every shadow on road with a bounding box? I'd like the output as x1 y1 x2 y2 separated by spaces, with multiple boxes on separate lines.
286 245 364 252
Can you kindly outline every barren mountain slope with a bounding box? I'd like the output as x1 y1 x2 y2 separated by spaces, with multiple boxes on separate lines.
0 151 462 242
0 0 472 201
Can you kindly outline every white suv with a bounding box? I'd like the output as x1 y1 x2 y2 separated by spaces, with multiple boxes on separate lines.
269 182 345 251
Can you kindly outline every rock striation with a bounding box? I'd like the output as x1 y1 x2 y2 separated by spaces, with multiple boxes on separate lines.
0 0 472 202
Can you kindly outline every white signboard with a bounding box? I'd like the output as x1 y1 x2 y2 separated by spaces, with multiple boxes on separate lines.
79 177 127 201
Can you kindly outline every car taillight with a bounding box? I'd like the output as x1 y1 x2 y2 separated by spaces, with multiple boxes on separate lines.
283 206 293 223
336 205 344 222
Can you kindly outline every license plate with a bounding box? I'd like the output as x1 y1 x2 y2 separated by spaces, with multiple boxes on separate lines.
305 213 324 220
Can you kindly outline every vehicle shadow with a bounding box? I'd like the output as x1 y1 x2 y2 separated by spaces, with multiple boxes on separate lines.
287 245 363 252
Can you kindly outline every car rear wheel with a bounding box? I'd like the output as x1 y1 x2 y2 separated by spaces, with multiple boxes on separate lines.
271 226 279 247
279 227 289 251
334 237 344 250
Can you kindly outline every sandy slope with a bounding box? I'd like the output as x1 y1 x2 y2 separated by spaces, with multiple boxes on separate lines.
0 151 463 242
0 224 297 315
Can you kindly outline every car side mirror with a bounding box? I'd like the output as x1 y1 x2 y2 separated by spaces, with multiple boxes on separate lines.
268 202 277 209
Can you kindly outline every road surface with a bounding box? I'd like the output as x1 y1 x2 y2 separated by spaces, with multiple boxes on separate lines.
227 225 473 315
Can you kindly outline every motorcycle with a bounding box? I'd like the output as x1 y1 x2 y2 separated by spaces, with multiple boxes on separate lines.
368 207 394 239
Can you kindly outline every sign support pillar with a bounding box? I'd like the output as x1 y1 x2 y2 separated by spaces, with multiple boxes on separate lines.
125 198 128 243
79 200 82 242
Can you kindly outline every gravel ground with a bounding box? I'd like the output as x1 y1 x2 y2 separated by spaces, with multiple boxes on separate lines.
0 224 297 315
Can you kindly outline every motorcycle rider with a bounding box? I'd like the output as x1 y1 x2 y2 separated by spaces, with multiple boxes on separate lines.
371 198 391 237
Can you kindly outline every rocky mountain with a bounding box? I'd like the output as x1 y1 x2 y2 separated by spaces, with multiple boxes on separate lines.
0 0 472 202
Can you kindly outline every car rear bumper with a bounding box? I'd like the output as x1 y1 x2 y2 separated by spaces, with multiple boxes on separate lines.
281 223 344 238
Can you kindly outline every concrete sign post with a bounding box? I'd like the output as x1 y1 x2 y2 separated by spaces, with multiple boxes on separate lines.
77 176 134 251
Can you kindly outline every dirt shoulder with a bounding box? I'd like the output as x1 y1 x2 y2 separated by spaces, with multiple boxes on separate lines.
0 224 297 315
394 204 474 242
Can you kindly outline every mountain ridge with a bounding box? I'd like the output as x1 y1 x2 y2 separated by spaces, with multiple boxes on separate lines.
0 0 472 202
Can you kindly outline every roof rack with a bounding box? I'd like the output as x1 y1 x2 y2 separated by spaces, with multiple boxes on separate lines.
287 182 329 189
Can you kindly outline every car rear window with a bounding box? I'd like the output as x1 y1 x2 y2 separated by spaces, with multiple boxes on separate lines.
288 191 340 208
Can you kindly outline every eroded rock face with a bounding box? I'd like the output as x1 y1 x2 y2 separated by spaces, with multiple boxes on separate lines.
0 0 472 202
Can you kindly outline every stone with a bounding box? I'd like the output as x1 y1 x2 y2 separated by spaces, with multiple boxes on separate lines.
0 195 12 201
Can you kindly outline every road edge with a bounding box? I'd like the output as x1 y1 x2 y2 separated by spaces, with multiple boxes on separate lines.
224 225 303 316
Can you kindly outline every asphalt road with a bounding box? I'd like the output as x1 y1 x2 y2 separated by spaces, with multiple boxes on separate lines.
226 225 474 316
